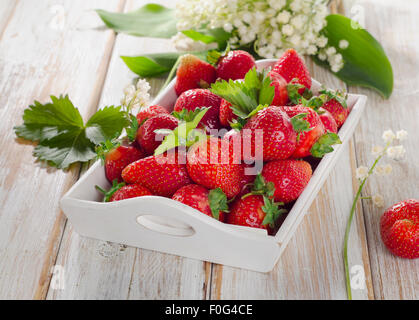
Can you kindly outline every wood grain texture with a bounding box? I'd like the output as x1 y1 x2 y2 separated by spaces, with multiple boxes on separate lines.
342 0 419 300
0 0 124 299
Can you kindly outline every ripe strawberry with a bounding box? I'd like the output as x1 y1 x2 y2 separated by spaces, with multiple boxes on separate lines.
272 48 312 93
96 180 153 202
104 145 144 183
122 151 192 197
268 71 289 106
175 54 217 96
281 105 326 158
216 50 256 81
321 97 349 128
172 184 228 221
136 105 169 126
242 106 297 161
261 159 312 203
187 137 245 198
174 89 222 132
380 199 419 259
219 99 237 127
136 114 179 155
226 195 285 234
318 107 338 133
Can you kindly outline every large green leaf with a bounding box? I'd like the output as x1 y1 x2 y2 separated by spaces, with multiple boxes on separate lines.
96 3 177 38
316 14 393 98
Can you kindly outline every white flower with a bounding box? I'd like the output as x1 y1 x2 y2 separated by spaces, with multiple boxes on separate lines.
372 194 385 208
382 129 396 143
356 166 369 180
326 46 337 56
384 164 393 175
121 78 151 112
318 52 327 61
374 164 392 176
276 11 291 24
282 24 294 36
386 145 406 160
396 130 408 141
371 145 384 156
316 36 328 48
339 39 349 49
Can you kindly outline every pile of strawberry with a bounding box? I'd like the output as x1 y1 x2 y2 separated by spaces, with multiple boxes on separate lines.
97 49 349 234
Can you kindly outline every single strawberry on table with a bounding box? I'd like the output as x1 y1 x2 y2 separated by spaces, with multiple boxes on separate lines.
136 105 169 126
122 150 192 197
96 180 152 202
136 113 179 155
172 184 228 222
215 50 256 81
380 199 418 259
175 54 217 96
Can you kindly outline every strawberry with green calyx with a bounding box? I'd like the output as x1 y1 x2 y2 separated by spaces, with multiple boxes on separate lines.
219 99 237 127
318 108 338 133
214 50 256 81
240 174 276 199
310 132 342 158
172 184 229 221
95 179 152 202
319 89 349 128
136 105 169 126
286 80 314 105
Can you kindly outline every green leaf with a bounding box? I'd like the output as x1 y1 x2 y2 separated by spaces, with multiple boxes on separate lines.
96 179 126 202
14 95 128 169
310 132 342 158
181 30 217 44
261 196 287 228
316 14 393 98
172 107 206 122
290 113 312 134
126 114 139 142
258 69 275 106
96 4 177 38
208 188 229 220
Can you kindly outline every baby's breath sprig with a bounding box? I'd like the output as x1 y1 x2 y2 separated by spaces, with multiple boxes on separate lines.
344 129 407 299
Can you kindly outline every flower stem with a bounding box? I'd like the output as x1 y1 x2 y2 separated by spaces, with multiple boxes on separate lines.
159 55 182 93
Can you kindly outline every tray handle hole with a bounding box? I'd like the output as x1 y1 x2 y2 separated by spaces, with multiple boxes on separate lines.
136 215 195 237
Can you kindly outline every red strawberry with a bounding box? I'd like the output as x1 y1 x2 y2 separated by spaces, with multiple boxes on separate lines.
175 54 217 96
322 97 349 128
318 107 338 133
281 105 326 158
122 151 192 197
136 114 179 155
104 145 144 183
216 50 256 81
136 105 169 126
261 159 312 203
172 184 228 221
187 137 245 198
219 99 237 127
96 180 153 202
272 49 312 93
226 195 285 234
242 106 297 161
380 199 419 259
174 89 222 132
268 71 289 106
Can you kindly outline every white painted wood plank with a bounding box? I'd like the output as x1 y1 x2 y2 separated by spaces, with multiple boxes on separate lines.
48 0 208 300
0 0 124 299
343 0 419 300
0 0 17 40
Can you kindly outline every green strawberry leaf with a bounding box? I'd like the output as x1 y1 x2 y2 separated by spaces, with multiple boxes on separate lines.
310 132 342 158
319 89 348 109
126 114 139 142
208 188 229 220
261 196 287 228
96 179 126 202
315 14 393 98
172 107 206 122
258 69 275 106
14 95 128 169
290 113 313 137
96 4 177 38
95 139 121 163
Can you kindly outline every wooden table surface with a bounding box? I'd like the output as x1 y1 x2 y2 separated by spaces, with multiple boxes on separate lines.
0 0 417 300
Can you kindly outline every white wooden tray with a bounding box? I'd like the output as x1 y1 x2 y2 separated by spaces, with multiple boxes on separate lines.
60 59 367 272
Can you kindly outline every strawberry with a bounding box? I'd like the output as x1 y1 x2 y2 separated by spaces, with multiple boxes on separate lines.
96 180 152 202
272 48 312 93
219 99 237 127
175 54 217 96
187 137 245 198
281 105 326 158
226 195 285 234
216 50 256 81
261 159 312 203
172 184 228 221
380 199 419 259
268 71 289 106
173 89 222 132
320 90 349 128
136 105 169 126
136 114 179 155
318 107 338 133
122 151 192 197
103 145 144 183
242 106 297 161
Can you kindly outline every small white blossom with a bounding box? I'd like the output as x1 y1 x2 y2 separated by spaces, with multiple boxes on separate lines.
372 194 385 208
386 145 406 160
276 11 291 24
339 39 349 49
326 46 337 56
121 79 151 113
371 145 384 156
374 164 392 176
356 166 369 180
384 163 393 175
396 130 408 141
382 129 396 143
282 24 294 36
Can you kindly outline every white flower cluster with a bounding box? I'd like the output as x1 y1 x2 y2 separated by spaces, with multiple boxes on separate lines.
174 0 344 72
120 79 151 113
